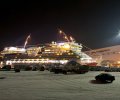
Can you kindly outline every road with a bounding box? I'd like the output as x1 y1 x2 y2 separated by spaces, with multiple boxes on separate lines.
0 71 119 100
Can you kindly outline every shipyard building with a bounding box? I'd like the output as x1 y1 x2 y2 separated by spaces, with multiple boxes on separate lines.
85 45 120 67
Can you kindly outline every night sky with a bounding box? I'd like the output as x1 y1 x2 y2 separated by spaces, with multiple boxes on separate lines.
0 0 120 50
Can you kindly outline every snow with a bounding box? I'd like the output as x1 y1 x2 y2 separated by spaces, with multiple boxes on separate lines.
0 71 120 100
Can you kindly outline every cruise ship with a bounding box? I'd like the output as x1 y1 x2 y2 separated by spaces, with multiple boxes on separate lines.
0 41 93 66
0 31 94 67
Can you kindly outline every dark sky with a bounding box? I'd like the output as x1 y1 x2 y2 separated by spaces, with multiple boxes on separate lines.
0 0 120 50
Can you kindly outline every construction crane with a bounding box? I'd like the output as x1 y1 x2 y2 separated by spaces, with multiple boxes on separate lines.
24 34 31 49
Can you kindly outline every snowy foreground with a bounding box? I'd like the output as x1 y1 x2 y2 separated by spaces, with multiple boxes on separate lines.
0 71 120 100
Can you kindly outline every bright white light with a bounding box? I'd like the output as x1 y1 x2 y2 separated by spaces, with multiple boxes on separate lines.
20 48 26 51
63 44 70 49
118 32 120 37
58 42 65 45
59 30 62 34
117 30 120 37
9 47 17 51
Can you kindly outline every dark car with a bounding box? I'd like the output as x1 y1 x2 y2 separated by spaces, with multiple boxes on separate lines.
50 61 89 74
95 73 115 83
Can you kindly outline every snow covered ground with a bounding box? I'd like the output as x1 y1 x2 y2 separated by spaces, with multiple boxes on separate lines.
0 70 120 100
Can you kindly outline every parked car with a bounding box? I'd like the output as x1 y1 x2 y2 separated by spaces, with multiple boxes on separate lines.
95 73 115 83
51 61 89 74
2 65 11 71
